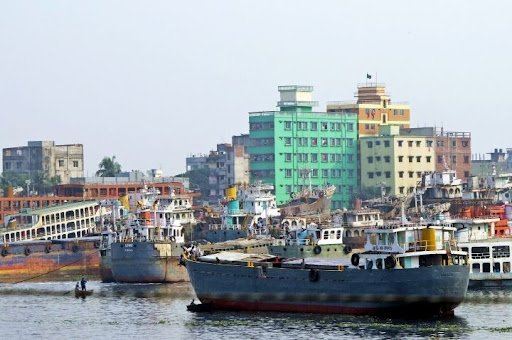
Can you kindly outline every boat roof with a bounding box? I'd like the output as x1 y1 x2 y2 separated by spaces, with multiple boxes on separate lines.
12 201 98 216
198 251 276 263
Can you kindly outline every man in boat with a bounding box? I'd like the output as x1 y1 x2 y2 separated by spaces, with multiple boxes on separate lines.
75 282 79 290
80 277 87 291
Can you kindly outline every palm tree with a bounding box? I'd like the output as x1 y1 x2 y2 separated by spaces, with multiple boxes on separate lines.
96 156 122 177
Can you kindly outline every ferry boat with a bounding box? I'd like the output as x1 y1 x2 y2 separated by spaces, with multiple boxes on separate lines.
0 201 105 283
451 216 512 287
202 182 281 243
99 186 195 283
185 222 469 316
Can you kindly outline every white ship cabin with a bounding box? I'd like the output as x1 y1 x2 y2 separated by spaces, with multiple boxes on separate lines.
421 169 463 199
358 224 466 270
451 217 512 276
1 201 101 243
277 223 344 246
118 215 184 243
238 183 280 218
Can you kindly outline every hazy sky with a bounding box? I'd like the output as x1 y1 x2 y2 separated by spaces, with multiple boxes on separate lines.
1 1 511 176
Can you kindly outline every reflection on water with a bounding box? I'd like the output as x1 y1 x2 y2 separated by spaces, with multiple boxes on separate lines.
0 283 511 339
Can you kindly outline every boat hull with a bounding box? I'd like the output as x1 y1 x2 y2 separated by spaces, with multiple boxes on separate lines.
186 260 469 316
111 241 188 283
99 249 114 283
268 244 348 258
0 239 100 283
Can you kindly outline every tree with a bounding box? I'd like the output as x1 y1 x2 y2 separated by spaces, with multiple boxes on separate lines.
176 168 209 203
96 156 122 177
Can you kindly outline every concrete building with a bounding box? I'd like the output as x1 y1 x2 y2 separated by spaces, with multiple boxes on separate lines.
2 141 84 184
327 83 410 137
186 154 208 171
249 85 359 209
400 127 472 181
360 125 435 197
206 134 250 203
472 148 512 177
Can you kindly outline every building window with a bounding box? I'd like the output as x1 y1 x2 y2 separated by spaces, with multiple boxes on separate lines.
398 171 404 178
384 156 390 163
408 141 413 147
464 171 470 178
399 187 404 194
321 153 328 162
347 154 354 163
73 161 79 167
368 172 374 179
452 141 456 147
415 141 421 147
375 156 381 162
375 140 381 146
426 156 431 163
321 122 328 131
427 140 433 147
284 121 292 130
347 123 354 131
385 171 391 178
311 137 318 146
367 141 373 148
437 156 443 163
4 162 10 170
376 171 381 177
408 171 414 178
452 155 457 164
311 154 318 162
398 156 403 162
321 138 328 146
58 159 64 167
285 169 292 178
462 141 469 147
311 122 318 131
367 156 373 164
384 140 390 147
322 169 329 177
416 156 421 162
348 169 354 177
408 156 413 163
284 137 292 146
285 153 292 162
285 185 292 193
417 172 422 178
464 156 470 164
16 162 22 169
312 169 318 177
398 140 403 147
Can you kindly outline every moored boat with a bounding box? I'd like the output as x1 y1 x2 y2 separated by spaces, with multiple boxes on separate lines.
185 222 469 317
75 288 94 298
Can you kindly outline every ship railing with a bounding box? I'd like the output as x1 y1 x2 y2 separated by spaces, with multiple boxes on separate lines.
471 252 491 259
493 251 511 258
285 238 312 246
406 240 428 252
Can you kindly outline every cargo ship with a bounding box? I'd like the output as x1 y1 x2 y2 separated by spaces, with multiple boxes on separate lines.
0 201 104 282
186 222 469 316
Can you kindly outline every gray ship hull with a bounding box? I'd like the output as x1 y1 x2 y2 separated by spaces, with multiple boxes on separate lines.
111 241 188 283
186 260 469 316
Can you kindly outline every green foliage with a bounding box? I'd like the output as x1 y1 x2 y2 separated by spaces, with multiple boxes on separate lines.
0 171 60 196
96 156 122 177
0 172 30 189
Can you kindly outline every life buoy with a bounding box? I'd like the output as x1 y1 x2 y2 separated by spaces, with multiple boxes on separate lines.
45 245 51 253
72 245 80 253
344 245 352 254
376 258 383 269
313 245 322 255
24 247 31 256
94 240 101 248
385 255 396 269
308 269 320 282
351 253 360 267
1 248 8 257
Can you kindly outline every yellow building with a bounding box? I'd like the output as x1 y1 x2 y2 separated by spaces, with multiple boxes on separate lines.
327 84 410 137
360 125 435 197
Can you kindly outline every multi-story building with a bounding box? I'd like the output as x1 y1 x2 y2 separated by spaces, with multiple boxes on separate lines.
327 83 410 137
185 155 208 171
400 127 472 181
249 85 359 209
360 125 435 197
2 141 84 184
205 134 250 203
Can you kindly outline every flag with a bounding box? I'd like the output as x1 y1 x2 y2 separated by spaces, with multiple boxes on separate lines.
367 73 372 79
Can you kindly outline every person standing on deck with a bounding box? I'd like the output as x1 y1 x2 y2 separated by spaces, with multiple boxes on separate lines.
80 277 87 291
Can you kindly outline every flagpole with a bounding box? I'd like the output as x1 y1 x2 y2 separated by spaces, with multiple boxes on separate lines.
375 72 378 86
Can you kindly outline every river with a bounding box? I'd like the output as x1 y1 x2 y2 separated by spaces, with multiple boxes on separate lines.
0 281 511 339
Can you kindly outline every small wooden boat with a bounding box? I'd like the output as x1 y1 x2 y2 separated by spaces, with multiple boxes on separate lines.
75 288 93 298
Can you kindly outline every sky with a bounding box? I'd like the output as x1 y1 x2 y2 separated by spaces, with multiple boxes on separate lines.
1 1 511 176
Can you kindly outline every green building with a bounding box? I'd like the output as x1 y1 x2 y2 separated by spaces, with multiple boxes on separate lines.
249 85 359 209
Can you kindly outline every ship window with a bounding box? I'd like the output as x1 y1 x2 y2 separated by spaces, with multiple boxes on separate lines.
482 263 491 273
493 263 501 273
504 262 511 273
472 263 480 273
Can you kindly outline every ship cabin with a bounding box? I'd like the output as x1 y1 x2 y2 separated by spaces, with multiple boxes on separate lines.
336 208 383 248
451 217 512 277
357 223 466 270
1 201 101 243
117 210 185 244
